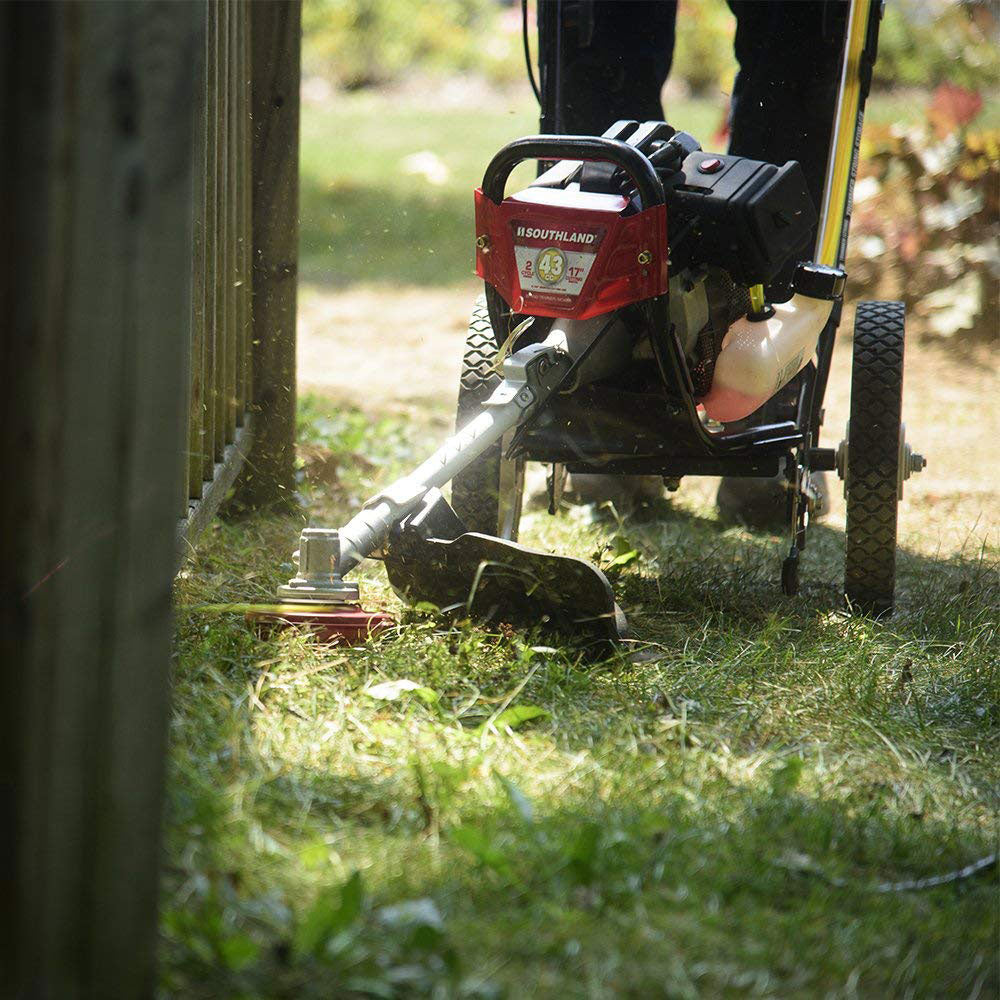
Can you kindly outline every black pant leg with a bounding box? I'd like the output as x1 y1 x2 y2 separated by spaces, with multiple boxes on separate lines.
539 0 678 135
727 1 848 212
727 3 848 396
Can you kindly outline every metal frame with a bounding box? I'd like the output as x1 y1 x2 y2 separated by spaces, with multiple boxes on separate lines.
273 0 887 612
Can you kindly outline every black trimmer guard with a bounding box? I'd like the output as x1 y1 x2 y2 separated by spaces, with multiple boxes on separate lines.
383 492 626 647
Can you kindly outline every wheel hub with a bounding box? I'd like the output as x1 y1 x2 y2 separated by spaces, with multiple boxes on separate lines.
836 420 926 500
897 423 927 499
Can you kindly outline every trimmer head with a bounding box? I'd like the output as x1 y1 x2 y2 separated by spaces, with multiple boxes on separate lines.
383 492 627 649
259 528 395 644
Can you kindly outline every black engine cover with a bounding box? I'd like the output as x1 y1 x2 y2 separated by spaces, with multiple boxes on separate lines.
663 152 817 286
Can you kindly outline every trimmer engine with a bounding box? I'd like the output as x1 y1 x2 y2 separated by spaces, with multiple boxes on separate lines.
475 120 820 413
261 0 921 643
477 121 814 308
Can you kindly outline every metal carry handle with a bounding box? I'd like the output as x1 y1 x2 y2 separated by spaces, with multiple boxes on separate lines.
481 135 665 209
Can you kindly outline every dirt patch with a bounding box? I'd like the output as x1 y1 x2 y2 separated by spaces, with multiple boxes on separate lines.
297 283 478 416
822 315 997 556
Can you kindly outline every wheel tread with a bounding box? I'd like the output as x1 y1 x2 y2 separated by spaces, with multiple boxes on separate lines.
452 296 521 538
845 300 905 614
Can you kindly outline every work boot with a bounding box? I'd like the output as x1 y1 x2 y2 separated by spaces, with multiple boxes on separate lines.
715 471 828 529
714 368 829 528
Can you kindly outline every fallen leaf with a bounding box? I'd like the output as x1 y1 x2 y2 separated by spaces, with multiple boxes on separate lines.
449 826 513 876
293 871 364 958
366 678 439 703
607 534 641 568
496 772 534 823
377 897 444 931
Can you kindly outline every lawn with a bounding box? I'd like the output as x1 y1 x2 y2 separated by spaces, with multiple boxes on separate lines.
297 85 999 290
164 400 998 998
298 90 723 287
162 87 999 997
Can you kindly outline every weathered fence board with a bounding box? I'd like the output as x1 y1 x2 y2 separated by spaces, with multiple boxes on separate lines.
1 0 302 993
212 0 229 464
188 1 209 505
225 0 239 446
234 0 302 509
236 12 253 427
0 2 200 996
202 1 219 483
179 0 299 550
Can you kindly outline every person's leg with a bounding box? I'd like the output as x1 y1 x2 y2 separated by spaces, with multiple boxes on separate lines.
537 1 677 509
727 1 847 215
717 2 848 525
539 0 678 135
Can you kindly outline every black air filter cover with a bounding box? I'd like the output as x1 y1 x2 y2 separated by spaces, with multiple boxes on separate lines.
663 153 817 286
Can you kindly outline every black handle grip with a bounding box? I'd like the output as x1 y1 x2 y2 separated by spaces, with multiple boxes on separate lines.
793 262 846 301
481 135 665 209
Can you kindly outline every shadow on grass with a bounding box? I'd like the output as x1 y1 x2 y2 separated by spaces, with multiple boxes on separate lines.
607 504 997 641
162 673 997 998
299 173 477 288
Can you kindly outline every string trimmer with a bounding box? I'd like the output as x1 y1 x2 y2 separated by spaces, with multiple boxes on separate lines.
257 0 923 644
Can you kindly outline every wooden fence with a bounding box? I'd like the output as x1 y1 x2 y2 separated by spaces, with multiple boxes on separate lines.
1 2 300 996
181 0 300 549
183 0 255 540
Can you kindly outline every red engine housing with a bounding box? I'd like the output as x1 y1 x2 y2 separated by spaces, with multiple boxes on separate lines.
474 185 668 320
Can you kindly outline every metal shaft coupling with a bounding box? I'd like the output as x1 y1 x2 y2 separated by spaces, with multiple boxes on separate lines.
277 527 360 604
484 341 573 414
280 339 574 597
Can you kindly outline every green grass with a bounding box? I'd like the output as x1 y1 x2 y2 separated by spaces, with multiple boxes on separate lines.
298 92 722 288
163 395 999 998
297 86 999 292
162 86 998 996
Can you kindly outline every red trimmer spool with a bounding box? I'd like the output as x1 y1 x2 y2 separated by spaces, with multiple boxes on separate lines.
246 604 395 645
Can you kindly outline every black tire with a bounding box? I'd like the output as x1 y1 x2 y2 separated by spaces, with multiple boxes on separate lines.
451 297 525 540
844 300 905 616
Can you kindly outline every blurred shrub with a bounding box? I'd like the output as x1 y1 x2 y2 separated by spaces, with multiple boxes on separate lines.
875 1 998 92
302 0 739 95
672 0 1000 97
302 0 522 89
848 85 998 341
673 0 736 97
303 0 997 96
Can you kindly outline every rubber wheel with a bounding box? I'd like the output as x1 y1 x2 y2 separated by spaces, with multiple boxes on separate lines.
451 297 525 540
844 301 905 616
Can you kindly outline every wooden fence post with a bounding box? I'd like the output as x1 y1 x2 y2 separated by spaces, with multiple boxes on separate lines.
0 2 199 996
236 0 301 508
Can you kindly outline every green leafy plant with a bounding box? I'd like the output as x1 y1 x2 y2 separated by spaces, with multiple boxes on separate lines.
848 89 998 341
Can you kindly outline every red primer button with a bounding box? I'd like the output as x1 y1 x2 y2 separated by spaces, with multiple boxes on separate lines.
698 157 724 174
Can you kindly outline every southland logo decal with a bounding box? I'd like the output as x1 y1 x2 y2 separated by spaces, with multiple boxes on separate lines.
514 226 597 244
511 219 603 298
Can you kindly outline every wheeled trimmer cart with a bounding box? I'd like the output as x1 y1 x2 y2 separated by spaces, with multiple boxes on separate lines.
265 0 924 645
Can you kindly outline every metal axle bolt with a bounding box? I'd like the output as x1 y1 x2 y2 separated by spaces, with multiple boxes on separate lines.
637 250 653 265
898 423 926 498
837 421 927 500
